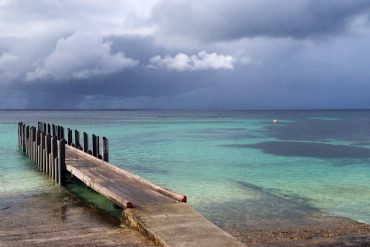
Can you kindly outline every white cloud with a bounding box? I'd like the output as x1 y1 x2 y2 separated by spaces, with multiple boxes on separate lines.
149 51 234 71
26 32 138 81
0 0 160 39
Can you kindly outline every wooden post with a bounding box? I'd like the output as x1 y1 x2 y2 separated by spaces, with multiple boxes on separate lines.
96 136 101 158
103 137 109 162
83 132 88 153
47 124 51 134
22 124 26 152
43 123 47 133
61 126 65 140
25 125 29 155
59 126 62 140
51 136 57 181
29 126 32 158
19 123 22 147
58 139 66 185
52 124 56 137
44 134 49 174
75 130 80 149
48 134 52 175
29 126 32 159
18 122 22 147
67 128 72 145
20 123 23 151
36 129 40 168
18 123 21 147
29 126 32 157
29 126 33 157
32 127 36 161
20 123 23 147
54 157 58 183
92 134 97 157
38 131 41 169
46 134 51 177
41 132 46 172
29 126 33 160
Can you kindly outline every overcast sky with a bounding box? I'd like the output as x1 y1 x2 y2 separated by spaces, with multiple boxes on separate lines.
0 0 370 109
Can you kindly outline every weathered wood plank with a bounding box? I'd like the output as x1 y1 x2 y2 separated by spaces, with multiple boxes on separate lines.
65 146 186 208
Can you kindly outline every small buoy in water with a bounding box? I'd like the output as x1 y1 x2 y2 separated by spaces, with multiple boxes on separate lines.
273 119 278 124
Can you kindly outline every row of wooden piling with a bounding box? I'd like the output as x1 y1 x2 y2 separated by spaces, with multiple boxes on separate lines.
18 122 110 185
36 122 109 162
18 122 66 185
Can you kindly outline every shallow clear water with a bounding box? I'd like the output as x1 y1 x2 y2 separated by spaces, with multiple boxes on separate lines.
1 110 370 227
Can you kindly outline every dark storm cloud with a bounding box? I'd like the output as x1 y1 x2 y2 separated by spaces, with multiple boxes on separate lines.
153 0 370 42
1 0 370 109
13 64 223 108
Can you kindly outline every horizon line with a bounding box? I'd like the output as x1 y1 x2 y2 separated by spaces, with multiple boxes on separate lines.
1 108 370 111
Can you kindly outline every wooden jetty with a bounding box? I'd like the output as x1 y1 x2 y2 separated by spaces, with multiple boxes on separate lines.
17 122 245 247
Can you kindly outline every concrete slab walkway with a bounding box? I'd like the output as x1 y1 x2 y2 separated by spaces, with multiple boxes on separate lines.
124 203 245 247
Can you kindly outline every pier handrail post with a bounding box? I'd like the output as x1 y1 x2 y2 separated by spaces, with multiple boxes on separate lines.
103 137 109 162
92 134 97 157
18 122 21 147
25 125 29 155
83 132 88 153
36 129 40 169
18 122 21 148
51 136 57 181
96 135 101 159
41 132 46 172
29 126 32 159
52 124 56 137
67 128 72 145
32 127 36 161
75 130 80 149
29 126 32 156
22 124 26 152
61 126 65 140
45 134 51 176
57 126 60 140
57 139 66 185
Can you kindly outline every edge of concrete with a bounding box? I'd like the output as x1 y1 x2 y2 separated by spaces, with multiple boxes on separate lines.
122 203 246 247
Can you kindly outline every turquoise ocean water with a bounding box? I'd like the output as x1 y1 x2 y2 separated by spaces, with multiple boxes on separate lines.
1 110 370 229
